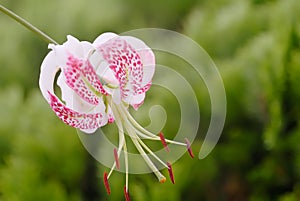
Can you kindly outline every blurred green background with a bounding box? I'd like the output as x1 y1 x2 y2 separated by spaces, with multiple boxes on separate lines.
1 0 300 200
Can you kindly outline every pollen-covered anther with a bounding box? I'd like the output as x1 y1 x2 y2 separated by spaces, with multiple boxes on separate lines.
103 172 111 195
184 138 194 158
159 176 167 183
159 132 170 152
124 186 131 201
113 148 120 169
167 162 175 184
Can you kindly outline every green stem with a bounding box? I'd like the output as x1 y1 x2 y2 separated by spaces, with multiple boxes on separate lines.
0 4 58 45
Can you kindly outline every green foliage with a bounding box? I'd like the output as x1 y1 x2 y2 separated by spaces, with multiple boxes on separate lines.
0 0 300 200
0 87 86 201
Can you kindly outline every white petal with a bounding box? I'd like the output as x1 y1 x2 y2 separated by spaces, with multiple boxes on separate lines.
51 44 68 67
91 33 119 86
125 93 145 110
93 32 118 47
57 73 73 107
142 61 155 86
39 50 59 100
64 35 83 58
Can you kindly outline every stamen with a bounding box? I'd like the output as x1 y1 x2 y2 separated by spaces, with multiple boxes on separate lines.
184 138 194 158
159 132 170 152
124 186 131 201
159 176 167 183
136 136 168 169
113 148 120 169
103 172 111 195
167 162 175 184
116 103 166 182
124 143 129 195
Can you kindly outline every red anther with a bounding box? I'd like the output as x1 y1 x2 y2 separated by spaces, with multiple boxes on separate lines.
184 138 194 158
159 132 170 152
167 162 175 184
124 186 131 201
103 172 111 195
114 148 120 169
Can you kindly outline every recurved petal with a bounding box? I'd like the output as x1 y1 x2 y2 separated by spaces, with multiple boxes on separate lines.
48 91 107 133
39 49 59 101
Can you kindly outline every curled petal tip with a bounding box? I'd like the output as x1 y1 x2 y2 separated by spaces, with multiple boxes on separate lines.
47 91 105 132
113 148 120 170
124 186 131 201
167 162 175 184
103 172 111 195
184 138 194 158
159 132 170 152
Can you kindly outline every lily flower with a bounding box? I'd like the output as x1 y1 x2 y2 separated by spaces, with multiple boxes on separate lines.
39 33 194 200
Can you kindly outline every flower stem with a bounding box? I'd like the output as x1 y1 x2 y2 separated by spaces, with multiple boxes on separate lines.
0 4 58 45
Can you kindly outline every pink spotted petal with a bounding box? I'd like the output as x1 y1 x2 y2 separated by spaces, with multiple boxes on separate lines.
122 36 155 86
57 73 109 132
79 60 108 95
93 34 155 108
89 51 119 90
48 91 107 133
92 32 119 82
63 56 98 105
52 36 107 105
57 73 104 115
39 36 110 133
63 56 107 106
98 38 136 94
95 37 147 104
